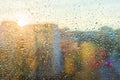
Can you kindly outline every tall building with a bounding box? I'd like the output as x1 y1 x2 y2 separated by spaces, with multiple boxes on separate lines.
0 21 62 79
25 23 62 78
0 21 19 79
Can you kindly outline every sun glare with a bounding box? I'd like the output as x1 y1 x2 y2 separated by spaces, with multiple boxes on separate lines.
16 13 31 27
18 20 26 27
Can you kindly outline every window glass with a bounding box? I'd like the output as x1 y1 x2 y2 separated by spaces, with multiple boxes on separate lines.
0 0 120 80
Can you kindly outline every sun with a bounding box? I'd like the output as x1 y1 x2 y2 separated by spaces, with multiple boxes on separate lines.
16 13 31 27
18 20 26 27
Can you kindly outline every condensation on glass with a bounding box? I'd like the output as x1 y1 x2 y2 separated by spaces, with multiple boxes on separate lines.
0 0 120 80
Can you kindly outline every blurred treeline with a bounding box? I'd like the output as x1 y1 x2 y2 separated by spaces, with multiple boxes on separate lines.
60 26 120 80
72 26 120 53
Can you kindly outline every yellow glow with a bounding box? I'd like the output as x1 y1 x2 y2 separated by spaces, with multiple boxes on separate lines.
18 20 26 27
16 13 31 27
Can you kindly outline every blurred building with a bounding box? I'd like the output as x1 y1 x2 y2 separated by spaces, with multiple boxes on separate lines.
26 23 62 78
0 21 20 79
0 21 62 79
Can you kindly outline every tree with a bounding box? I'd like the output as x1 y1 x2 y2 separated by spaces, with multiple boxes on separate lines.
76 42 100 80
94 26 116 53
115 29 120 52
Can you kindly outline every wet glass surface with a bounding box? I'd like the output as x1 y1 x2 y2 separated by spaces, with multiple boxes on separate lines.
0 0 120 80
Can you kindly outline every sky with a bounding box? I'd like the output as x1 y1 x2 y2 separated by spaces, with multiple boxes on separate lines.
0 0 120 31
